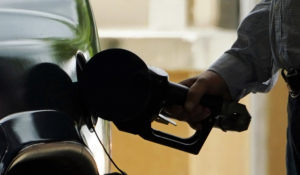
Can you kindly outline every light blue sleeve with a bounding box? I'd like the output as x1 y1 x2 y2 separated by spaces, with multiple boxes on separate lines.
209 0 279 100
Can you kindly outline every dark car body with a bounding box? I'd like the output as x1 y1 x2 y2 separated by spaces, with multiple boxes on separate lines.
0 0 110 174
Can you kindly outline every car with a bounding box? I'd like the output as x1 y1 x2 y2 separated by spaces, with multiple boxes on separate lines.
0 0 111 174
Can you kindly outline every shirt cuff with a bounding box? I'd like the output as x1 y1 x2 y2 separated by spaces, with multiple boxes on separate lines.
208 53 253 100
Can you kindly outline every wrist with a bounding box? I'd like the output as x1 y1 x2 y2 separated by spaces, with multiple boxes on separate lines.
201 70 232 100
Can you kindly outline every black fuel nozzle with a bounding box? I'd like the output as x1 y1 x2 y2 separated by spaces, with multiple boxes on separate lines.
78 48 251 154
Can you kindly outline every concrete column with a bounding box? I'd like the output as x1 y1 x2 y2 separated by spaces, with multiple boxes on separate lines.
149 0 187 29
239 1 269 175
193 0 218 27
250 94 269 175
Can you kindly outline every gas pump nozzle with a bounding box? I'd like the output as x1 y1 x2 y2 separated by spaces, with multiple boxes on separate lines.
78 48 251 154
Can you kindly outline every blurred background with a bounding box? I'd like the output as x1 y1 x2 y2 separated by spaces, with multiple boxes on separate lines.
89 0 288 174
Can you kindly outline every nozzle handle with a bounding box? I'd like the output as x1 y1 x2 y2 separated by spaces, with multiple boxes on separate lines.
140 117 214 154
166 82 223 115
139 81 223 154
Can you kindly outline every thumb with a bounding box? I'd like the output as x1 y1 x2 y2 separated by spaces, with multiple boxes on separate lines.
179 76 197 87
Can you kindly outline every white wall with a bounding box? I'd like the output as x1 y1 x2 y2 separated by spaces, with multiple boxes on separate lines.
89 0 149 28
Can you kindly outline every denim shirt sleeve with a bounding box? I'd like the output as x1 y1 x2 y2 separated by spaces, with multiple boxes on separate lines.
209 0 279 100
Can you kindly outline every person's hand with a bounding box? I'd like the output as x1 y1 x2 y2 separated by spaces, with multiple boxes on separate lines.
166 70 232 130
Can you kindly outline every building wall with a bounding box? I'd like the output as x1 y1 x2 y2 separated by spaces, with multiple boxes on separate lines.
89 0 149 28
